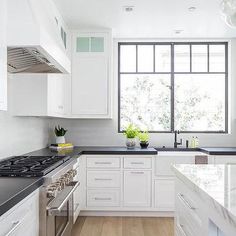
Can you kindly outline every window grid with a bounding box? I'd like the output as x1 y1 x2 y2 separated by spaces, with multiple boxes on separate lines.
118 42 228 133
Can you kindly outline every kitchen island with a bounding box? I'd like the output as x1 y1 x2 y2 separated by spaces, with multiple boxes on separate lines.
172 164 236 236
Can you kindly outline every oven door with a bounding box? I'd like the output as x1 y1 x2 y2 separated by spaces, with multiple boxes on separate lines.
46 181 80 236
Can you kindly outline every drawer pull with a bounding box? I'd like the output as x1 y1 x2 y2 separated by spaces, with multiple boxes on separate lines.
95 162 112 165
178 224 187 236
5 221 21 236
131 162 144 164
94 197 112 201
94 178 112 181
131 171 144 174
178 193 196 210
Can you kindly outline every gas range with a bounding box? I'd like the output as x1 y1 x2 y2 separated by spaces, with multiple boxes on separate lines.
0 155 71 177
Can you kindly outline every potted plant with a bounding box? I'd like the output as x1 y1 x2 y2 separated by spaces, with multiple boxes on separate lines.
138 131 149 149
54 125 67 144
123 124 139 149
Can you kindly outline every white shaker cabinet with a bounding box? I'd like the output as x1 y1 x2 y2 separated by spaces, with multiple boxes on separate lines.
71 30 112 118
0 190 39 236
123 170 151 207
9 74 67 117
0 0 7 111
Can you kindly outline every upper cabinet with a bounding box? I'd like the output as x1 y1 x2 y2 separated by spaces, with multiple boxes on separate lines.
9 74 67 117
71 30 112 119
0 0 7 111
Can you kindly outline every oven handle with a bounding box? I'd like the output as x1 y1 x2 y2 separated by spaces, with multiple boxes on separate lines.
47 181 80 215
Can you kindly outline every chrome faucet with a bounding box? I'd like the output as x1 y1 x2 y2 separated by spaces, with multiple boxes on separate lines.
174 130 182 148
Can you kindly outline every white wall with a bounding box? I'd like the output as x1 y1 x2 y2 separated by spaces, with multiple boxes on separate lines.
0 111 49 158
0 84 49 158
50 39 236 148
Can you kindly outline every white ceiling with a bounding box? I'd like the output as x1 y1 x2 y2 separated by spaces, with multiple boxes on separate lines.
54 0 236 38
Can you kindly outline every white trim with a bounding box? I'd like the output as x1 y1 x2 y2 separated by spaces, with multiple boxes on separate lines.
80 210 174 217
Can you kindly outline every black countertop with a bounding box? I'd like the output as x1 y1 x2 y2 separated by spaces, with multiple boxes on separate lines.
200 147 236 155
0 177 43 216
26 146 158 156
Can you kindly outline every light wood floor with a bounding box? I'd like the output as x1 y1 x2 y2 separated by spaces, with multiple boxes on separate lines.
72 217 174 236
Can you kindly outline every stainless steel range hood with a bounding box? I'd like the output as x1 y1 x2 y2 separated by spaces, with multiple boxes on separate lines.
8 47 61 73
7 0 71 74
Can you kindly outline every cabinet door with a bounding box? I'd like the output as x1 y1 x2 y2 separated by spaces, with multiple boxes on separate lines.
214 156 236 164
48 74 65 116
154 179 175 211
0 0 7 111
71 32 111 118
72 56 108 116
123 170 151 207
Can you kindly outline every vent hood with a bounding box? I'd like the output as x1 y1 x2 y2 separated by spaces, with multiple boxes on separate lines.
7 0 71 74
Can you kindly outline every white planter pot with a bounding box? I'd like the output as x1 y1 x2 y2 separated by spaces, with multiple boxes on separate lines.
126 138 136 149
56 136 65 144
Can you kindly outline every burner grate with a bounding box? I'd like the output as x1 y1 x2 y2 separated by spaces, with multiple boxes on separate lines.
0 155 70 177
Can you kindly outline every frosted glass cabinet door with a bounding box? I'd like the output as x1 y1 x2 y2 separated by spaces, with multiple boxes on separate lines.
0 0 7 111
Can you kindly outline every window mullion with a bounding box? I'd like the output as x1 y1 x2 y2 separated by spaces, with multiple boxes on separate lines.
171 43 175 132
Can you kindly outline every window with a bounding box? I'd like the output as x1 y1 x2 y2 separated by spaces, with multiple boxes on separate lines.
118 42 228 133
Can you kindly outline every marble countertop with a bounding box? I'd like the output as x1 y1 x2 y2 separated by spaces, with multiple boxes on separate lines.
172 164 236 228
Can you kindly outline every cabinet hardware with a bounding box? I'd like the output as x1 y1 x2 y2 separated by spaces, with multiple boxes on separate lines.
94 178 112 181
131 171 144 174
94 197 112 201
131 162 144 164
95 162 112 164
178 193 196 210
5 220 21 236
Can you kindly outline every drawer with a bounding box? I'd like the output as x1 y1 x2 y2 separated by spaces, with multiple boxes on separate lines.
0 191 38 236
87 189 120 207
87 171 120 188
124 157 152 169
87 157 120 168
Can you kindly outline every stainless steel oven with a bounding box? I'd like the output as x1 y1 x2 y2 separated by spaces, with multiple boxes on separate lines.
46 181 79 236
39 158 79 236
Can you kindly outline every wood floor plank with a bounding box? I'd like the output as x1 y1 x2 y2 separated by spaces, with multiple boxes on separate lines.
101 217 122 236
122 217 145 236
76 216 104 236
71 216 86 236
71 216 174 236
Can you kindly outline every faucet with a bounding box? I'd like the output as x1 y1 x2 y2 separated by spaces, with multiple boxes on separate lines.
174 130 182 148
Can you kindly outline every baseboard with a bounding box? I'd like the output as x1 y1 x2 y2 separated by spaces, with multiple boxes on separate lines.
80 210 174 217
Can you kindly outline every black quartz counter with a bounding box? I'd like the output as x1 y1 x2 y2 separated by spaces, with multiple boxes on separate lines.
0 177 43 216
200 147 236 155
26 146 158 156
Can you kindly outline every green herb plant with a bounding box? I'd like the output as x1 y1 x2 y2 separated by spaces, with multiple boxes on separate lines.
123 124 139 138
54 125 67 137
138 131 149 143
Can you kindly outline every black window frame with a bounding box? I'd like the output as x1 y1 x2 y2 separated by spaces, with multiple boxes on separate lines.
118 41 228 133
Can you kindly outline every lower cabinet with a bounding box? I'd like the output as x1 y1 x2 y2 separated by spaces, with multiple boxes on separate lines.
154 179 175 210
123 170 151 207
0 190 39 236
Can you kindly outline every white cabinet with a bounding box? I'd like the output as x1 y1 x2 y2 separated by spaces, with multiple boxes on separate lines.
0 190 39 236
9 74 67 117
123 170 151 207
155 152 196 176
0 0 7 111
71 30 112 118
154 179 175 210
213 156 236 164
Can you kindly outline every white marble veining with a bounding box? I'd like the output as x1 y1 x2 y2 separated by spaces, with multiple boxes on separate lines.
172 164 236 233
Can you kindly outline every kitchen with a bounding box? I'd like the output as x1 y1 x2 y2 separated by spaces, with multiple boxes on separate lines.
1 0 236 235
